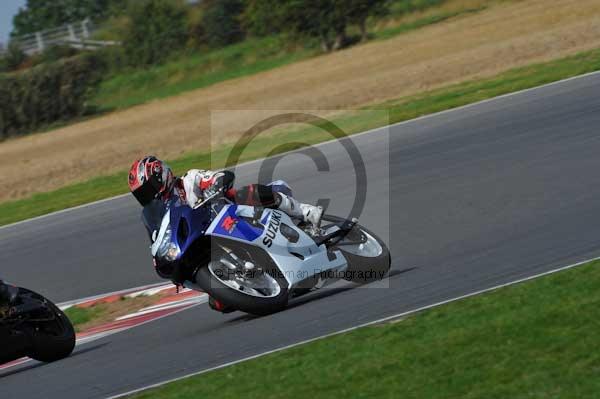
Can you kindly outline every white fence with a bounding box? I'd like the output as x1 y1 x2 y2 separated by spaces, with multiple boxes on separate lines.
8 19 119 55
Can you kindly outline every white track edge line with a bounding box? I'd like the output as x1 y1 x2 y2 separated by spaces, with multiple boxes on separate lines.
1 296 203 373
107 254 600 399
58 282 171 309
3 69 600 232
115 296 208 320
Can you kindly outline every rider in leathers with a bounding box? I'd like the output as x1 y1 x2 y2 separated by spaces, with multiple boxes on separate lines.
128 156 323 312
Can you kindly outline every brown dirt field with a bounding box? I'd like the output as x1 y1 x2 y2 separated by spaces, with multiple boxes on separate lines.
2 0 600 202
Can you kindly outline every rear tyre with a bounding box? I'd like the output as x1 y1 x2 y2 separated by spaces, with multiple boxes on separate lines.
322 215 391 284
23 291 75 362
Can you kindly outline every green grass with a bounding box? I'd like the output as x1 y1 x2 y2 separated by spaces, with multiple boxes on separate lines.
2 47 600 226
389 0 447 15
63 305 107 332
373 6 486 41
91 36 316 111
90 2 487 111
129 260 600 399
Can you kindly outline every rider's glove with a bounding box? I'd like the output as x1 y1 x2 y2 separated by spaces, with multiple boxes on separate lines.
201 170 235 200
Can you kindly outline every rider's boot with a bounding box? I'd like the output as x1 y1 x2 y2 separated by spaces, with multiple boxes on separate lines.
276 193 323 231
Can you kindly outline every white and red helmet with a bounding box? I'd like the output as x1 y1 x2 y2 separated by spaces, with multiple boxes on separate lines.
128 156 175 206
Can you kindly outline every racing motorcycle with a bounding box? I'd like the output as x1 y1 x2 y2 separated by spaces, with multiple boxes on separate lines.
146 185 391 316
0 285 75 365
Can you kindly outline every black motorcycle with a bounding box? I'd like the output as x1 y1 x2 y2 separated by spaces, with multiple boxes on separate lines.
0 285 75 365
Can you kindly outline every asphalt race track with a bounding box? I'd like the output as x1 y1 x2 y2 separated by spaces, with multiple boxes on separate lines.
2 72 600 398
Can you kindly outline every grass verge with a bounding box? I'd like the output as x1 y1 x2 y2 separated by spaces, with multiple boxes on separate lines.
90 1 488 111
63 294 164 333
372 4 485 41
63 305 107 332
128 260 600 399
91 36 316 111
1 47 600 226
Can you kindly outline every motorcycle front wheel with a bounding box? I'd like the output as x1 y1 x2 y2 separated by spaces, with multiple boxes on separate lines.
19 289 76 362
195 259 289 316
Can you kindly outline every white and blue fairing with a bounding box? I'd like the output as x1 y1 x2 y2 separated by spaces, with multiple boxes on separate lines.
148 197 213 260
206 204 348 287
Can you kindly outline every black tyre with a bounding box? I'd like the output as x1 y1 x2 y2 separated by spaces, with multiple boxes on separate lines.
23 291 75 362
195 263 289 316
322 215 391 284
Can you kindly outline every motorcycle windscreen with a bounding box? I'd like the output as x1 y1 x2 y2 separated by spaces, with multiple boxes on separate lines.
132 182 161 207
142 199 168 237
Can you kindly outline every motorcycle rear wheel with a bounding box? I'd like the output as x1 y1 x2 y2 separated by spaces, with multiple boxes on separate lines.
322 215 391 284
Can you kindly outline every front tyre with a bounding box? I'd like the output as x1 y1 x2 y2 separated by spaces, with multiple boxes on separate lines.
195 263 289 316
323 215 391 284
22 291 76 362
